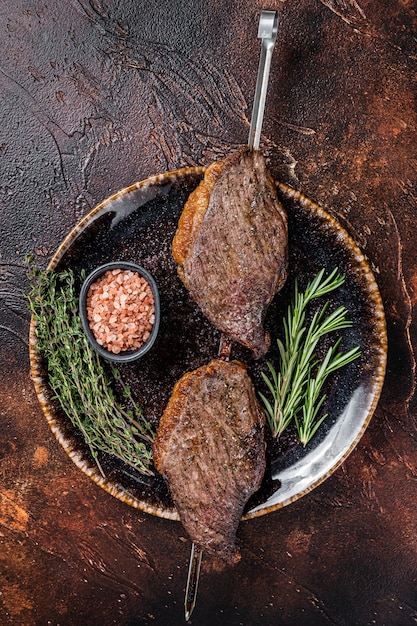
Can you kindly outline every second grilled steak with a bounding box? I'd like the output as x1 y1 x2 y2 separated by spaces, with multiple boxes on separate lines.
153 359 266 564
172 148 288 358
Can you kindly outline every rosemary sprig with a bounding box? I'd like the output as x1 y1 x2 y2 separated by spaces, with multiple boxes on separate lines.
28 265 155 476
296 340 360 445
260 268 360 444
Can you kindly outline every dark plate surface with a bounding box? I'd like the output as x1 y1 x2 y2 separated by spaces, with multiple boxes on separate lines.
29 167 387 520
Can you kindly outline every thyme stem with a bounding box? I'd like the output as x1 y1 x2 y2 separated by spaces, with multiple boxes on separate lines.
28 266 155 476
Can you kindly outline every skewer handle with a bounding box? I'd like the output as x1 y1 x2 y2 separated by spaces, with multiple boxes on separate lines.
248 10 279 151
184 543 203 621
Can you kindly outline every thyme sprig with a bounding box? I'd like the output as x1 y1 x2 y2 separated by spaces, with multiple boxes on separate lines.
28 265 155 477
260 269 360 444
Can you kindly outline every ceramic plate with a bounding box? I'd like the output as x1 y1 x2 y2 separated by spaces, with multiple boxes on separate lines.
29 167 387 520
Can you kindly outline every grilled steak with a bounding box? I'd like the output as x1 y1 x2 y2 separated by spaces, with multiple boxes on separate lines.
172 148 288 358
153 359 266 564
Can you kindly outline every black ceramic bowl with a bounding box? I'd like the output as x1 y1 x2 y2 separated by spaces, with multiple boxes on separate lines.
79 261 160 363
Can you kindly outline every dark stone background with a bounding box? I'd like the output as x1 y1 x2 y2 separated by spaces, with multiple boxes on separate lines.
0 1 416 624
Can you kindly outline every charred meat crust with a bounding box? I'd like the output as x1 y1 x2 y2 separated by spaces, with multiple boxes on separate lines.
153 359 266 563
172 147 288 358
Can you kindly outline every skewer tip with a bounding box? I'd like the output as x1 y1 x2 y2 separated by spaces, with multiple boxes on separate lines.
184 543 203 622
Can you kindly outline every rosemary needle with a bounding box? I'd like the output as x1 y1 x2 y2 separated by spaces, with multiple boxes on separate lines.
260 268 360 443
28 266 155 477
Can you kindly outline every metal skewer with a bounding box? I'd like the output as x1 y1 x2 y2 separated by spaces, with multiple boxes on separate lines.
248 10 279 150
184 10 278 622
184 543 203 621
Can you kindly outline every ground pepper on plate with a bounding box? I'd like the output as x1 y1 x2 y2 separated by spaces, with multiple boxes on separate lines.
86 268 155 354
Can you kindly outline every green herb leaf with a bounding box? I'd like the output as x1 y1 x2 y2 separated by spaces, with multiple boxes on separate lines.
261 269 360 444
28 266 155 476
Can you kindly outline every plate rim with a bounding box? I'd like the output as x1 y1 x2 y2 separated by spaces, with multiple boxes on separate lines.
29 169 387 522
245 182 387 518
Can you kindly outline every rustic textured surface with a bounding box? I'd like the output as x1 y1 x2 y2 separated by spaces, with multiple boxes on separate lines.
0 1 416 624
